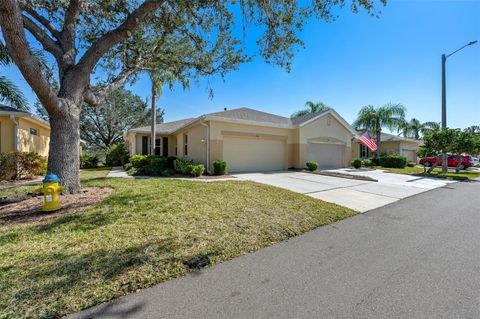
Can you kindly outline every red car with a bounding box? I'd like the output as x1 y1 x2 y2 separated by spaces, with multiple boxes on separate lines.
419 155 472 170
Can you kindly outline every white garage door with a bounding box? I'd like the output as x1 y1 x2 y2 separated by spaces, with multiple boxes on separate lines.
223 136 286 172
307 143 345 169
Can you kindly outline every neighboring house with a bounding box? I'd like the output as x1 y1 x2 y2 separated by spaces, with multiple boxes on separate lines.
0 105 50 156
351 132 422 163
125 107 357 173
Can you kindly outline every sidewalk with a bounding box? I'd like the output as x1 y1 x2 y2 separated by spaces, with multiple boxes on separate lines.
106 166 132 178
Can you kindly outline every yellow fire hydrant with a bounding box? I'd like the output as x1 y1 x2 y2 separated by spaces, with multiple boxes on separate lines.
37 173 64 212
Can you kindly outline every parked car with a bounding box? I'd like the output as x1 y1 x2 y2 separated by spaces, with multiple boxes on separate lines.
469 156 479 167
419 155 472 170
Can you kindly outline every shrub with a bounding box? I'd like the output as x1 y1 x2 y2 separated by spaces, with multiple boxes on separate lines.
150 156 167 169
167 156 177 169
361 159 372 167
105 143 129 166
79 153 99 169
369 157 380 166
190 164 205 177
351 159 362 169
161 168 175 177
174 158 195 175
123 163 133 171
407 161 416 167
0 152 46 180
306 161 318 171
129 155 150 168
144 164 163 176
213 160 227 175
127 167 146 176
379 153 407 168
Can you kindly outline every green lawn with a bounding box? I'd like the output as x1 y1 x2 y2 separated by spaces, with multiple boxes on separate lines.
0 168 355 318
375 166 480 181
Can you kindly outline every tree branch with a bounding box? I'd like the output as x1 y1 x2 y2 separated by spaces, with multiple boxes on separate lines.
21 14 63 60
84 67 138 106
20 5 61 40
0 0 59 112
62 0 80 53
76 0 166 76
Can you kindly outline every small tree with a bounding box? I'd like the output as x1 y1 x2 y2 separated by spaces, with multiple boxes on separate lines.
421 128 479 174
354 103 406 158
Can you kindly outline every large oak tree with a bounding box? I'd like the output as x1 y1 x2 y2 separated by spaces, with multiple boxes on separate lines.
0 0 386 192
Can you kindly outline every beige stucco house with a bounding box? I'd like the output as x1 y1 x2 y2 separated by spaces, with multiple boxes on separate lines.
0 105 50 156
125 107 357 173
351 132 422 163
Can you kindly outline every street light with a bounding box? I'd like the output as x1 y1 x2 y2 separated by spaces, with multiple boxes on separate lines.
441 40 477 173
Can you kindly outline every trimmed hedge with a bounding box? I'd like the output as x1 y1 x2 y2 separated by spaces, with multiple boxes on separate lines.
306 161 318 171
361 159 372 167
351 159 362 169
213 160 227 175
379 153 407 168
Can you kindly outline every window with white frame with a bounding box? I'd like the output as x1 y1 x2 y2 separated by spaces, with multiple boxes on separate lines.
360 144 369 158
183 134 188 156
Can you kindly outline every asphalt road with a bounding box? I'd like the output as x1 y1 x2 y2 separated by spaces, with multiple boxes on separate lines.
71 181 480 319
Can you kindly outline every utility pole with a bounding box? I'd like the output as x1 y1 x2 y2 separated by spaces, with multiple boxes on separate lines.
441 54 447 173
440 41 477 173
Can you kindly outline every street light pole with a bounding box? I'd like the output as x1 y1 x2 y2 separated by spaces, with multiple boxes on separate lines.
441 54 447 173
441 40 477 173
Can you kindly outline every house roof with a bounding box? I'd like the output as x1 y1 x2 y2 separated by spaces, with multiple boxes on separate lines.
128 118 197 134
0 105 30 114
353 130 421 144
0 104 50 128
127 107 356 135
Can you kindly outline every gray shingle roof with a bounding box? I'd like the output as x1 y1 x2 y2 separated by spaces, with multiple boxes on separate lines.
207 107 291 126
0 104 30 114
128 107 347 134
290 109 330 126
354 130 419 143
129 118 196 134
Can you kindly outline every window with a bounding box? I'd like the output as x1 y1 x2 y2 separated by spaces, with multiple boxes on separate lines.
142 136 149 155
30 128 38 136
162 137 168 156
183 134 188 156
359 144 369 158
155 139 161 155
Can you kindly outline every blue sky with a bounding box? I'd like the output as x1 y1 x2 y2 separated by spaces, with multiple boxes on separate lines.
3 0 480 130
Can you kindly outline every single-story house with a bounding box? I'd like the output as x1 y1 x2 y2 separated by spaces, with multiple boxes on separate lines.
0 105 50 156
351 132 422 163
125 107 358 173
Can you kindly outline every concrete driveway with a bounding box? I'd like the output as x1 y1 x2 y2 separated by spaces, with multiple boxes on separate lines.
233 170 455 212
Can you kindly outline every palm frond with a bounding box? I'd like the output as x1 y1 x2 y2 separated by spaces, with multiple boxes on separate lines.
0 41 13 66
0 76 28 110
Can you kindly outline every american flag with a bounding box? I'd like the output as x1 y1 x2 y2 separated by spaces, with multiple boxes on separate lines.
358 132 377 152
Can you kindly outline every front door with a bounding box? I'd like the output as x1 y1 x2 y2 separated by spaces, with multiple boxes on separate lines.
162 137 168 156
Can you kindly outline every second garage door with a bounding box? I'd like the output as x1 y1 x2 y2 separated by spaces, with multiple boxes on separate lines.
307 142 345 169
223 136 286 172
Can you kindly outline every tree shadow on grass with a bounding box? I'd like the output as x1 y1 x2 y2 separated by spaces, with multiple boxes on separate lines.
7 235 224 318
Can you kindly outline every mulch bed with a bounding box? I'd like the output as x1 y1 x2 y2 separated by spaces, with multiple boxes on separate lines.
0 187 113 224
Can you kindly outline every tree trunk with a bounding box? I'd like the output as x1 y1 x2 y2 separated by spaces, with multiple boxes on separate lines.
47 100 81 193
376 121 382 158
151 79 157 156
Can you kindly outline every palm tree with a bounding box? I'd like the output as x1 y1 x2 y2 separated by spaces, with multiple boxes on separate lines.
292 101 329 118
401 119 440 140
0 42 28 110
354 103 406 157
